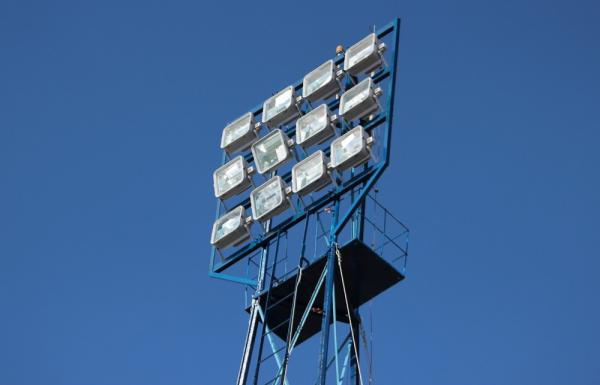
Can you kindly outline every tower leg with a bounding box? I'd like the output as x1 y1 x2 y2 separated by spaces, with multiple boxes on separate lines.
237 221 272 385
350 312 361 385
317 200 340 385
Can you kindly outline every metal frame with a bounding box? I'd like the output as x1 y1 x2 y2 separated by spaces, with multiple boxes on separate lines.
209 18 404 385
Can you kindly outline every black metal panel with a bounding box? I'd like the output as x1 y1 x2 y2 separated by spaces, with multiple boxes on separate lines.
248 239 404 345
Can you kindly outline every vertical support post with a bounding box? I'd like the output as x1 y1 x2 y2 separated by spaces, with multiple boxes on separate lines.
357 189 366 242
236 220 272 385
350 312 361 385
236 246 269 385
252 232 282 385
317 199 340 385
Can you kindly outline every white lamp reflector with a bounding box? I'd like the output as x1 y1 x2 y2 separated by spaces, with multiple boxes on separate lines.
211 206 251 249
303 60 340 102
296 104 335 150
339 78 380 122
213 155 252 200
221 112 258 154
251 129 293 174
262 86 301 128
292 150 331 196
343 33 383 75
251 176 290 222
330 126 371 171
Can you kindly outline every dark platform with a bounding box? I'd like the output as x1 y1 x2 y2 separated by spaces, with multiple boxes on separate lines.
248 239 404 345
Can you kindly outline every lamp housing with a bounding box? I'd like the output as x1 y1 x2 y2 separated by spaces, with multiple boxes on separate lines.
295 104 336 150
262 86 301 128
250 176 290 222
330 125 372 171
213 155 253 200
343 33 384 75
221 112 258 154
339 78 381 122
292 151 331 196
302 60 340 102
211 206 251 249
251 129 294 174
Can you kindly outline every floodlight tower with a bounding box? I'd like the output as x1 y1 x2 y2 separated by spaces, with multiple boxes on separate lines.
209 18 409 385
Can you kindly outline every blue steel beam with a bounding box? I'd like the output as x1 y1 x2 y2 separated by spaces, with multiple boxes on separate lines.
317 199 340 385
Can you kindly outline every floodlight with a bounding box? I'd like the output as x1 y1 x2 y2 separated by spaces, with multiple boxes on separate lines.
339 78 381 122
213 155 254 200
211 205 251 249
330 125 373 171
292 151 331 196
302 60 341 102
262 86 301 128
295 104 336 150
221 112 259 154
250 176 291 222
343 33 385 75
251 129 294 174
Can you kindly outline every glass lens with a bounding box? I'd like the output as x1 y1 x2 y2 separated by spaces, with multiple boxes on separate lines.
305 62 333 97
295 154 323 191
215 215 240 241
223 114 251 147
216 159 244 195
255 132 286 172
333 130 362 166
254 179 282 218
265 88 292 122
213 208 242 243
346 34 376 69
297 106 327 143
341 79 370 115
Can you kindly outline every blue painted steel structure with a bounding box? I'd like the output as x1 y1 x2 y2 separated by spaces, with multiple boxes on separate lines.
209 18 408 385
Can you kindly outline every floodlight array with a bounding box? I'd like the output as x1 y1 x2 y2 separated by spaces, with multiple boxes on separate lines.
211 32 388 250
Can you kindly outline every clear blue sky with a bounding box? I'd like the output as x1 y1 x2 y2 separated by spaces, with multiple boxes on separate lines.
1 0 599 384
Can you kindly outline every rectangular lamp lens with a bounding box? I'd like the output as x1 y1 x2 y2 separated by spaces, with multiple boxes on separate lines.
292 151 329 195
251 176 288 221
251 129 291 174
221 112 255 153
339 78 380 121
303 60 337 101
211 206 249 249
296 104 332 148
263 86 295 126
344 33 381 75
213 155 250 199
340 78 371 114
331 126 370 170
